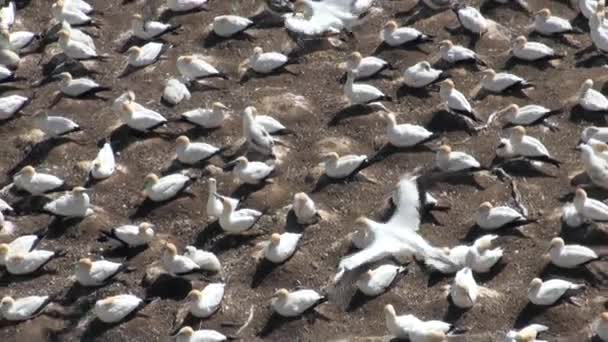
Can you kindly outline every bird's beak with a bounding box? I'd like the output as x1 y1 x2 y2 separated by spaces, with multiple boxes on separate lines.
574 144 582 151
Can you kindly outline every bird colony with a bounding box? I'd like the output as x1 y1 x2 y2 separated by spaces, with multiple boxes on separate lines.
2 0 608 341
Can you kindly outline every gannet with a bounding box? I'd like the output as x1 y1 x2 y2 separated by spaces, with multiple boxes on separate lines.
0 211 15 236
505 324 549 342
594 312 608 341
162 242 201 275
264 232 302 263
75 258 126 286
65 0 94 14
344 71 391 105
549 237 598 268
0 94 30 120
142 173 192 202
174 326 228 342
168 0 208 12
247 46 295 74
409 329 447 342
183 246 221 272
34 112 81 139
439 79 482 123
479 69 532 93
528 278 584 305
0 295 51 321
212 15 254 38
90 142 115 180
241 106 274 155
464 235 503 273
2 28 37 52
94 294 144 323
341 51 393 82
126 42 164 68
578 144 608 190
175 136 223 165
0 235 42 265
0 64 15 83
475 202 531 230
13 165 64 195
578 79 608 113
131 14 180 41
381 20 433 47
0 1 14 28
350 217 374 249
162 79 191 106
509 126 561 167
252 111 290 135
44 187 93 217
452 3 488 35
121 101 167 132
55 72 111 97
592 141 608 163
439 40 486 65
176 56 228 81
402 61 447 88
450 266 478 308
435 145 482 172
384 304 451 339
218 196 263 233
113 90 136 114
61 21 95 49
493 104 561 128
100 222 155 248
322 151 368 178
180 102 229 129
356 264 405 296
533 8 580 35
271 288 324 317
582 126 608 143
590 3 608 53
5 248 63 275
284 0 342 37
380 112 438 148
512 36 562 62
230 156 275 184
52 0 95 26
58 29 104 60
186 283 224 318
580 0 601 19
293 192 320 224
206 178 238 221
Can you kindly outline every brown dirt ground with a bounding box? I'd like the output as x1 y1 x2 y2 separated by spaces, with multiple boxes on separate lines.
1 0 608 341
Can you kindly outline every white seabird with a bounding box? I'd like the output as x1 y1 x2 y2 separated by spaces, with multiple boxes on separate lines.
142 173 192 202
549 237 598 268
186 283 224 318
212 15 254 38
439 40 486 66
64 0 94 14
475 202 531 230
58 29 104 60
380 112 438 148
5 248 62 275
578 79 608 113
528 278 584 305
344 71 391 105
0 211 15 236
121 101 167 132
402 61 446 89
435 145 482 172
492 103 561 128
231 156 275 185
573 188 608 221
176 135 223 165
582 126 608 144
505 324 549 342
206 178 238 221
0 46 19 68
13 165 64 195
384 304 451 339
533 8 580 35
452 4 488 35
356 264 405 296
512 36 562 62
246 46 294 74
174 326 227 342
34 112 81 139
0 1 14 28
249 109 290 134
439 79 482 122
52 0 94 26
0 94 30 120
0 234 41 265
100 222 155 248
509 126 561 167
577 144 608 190
594 312 608 341
1 28 36 52
183 246 221 272
75 258 125 287
479 69 532 93
0 64 14 83
44 187 93 218
342 51 393 82
131 14 180 40
408 329 447 342
180 102 229 129
0 295 51 321
293 192 320 224
176 55 228 81
94 294 144 323
241 106 275 155
162 242 201 275
167 0 208 12
579 0 601 19
381 20 433 47
218 196 263 234
61 21 95 49
450 266 478 308
126 42 164 68
321 151 367 179
56 72 110 97
113 90 136 114
90 142 115 180
271 288 324 317
162 79 191 106
264 232 302 263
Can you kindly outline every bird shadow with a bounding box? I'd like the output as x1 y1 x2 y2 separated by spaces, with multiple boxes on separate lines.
311 174 359 193
426 110 479 135
491 159 557 179
59 283 108 306
559 222 608 246
100 244 148 261
46 216 86 239
513 303 549 328
129 193 195 220
208 232 264 255
503 56 555 71
429 170 486 191
9 195 53 216
257 311 324 338
202 31 254 49
116 36 148 54
442 298 469 323
473 87 530 101
475 261 508 283
40 54 100 79
460 223 531 242
443 26 480 50
80 315 142 342
569 105 608 125
250 259 281 288
575 53 608 69
7 137 76 177
327 104 377 126
345 290 380 313
102 125 176 154
538 263 604 287
194 221 223 250
369 143 435 165
372 41 430 56
283 210 307 234
398 6 440 26
230 182 269 201
240 68 298 84
395 84 435 100
159 6 208 22
143 273 193 300
0 268 58 285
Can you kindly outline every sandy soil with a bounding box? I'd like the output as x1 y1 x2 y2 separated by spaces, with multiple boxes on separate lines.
0 0 608 341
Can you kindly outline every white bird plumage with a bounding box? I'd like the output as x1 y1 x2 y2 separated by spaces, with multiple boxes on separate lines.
1 295 50 321
94 294 143 323
183 245 221 272
356 264 405 296
180 102 229 129
0 94 29 120
212 15 253 38
13 165 64 195
322 152 367 178
75 258 124 286
402 61 445 88
175 135 222 165
271 288 324 317
142 173 191 202
218 196 262 233
44 187 93 218
231 156 275 184
549 237 598 268
527 277 584 305
126 42 164 68
186 283 224 318
91 142 115 180
435 145 481 172
264 232 302 263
